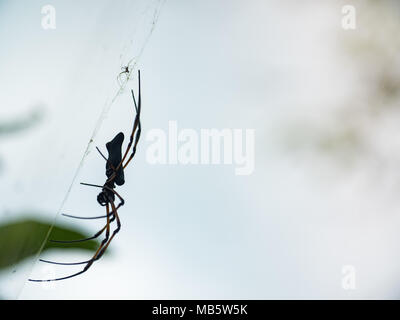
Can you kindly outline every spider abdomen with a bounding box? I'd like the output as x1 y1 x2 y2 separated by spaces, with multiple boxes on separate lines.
105 132 125 186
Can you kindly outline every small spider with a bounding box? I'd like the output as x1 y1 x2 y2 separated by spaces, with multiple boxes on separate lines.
29 70 142 282
117 66 131 86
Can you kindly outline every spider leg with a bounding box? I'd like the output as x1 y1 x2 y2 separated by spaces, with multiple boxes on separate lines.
80 182 103 188
96 146 108 162
122 71 142 169
106 70 141 183
61 213 112 220
29 204 113 282
122 86 141 169
48 200 121 269
78 202 111 262
39 259 92 266
39 208 116 265
93 200 121 262
107 187 125 209
49 233 104 244
50 206 117 243
80 182 125 208
29 270 88 282
49 224 107 243
59 202 113 273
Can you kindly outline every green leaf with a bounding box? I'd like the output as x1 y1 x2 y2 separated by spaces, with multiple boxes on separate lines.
0 218 103 270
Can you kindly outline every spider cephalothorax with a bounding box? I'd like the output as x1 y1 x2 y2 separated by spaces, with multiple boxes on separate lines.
29 70 142 282
97 181 116 206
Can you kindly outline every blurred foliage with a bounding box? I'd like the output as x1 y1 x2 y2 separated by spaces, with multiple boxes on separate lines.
287 121 363 155
0 217 102 270
342 0 400 112
0 107 44 137
0 107 44 174
286 0 400 173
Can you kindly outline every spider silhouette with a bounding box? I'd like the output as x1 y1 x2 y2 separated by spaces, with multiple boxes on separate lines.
29 70 142 282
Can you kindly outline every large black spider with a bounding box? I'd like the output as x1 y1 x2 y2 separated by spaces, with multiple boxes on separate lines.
29 70 142 282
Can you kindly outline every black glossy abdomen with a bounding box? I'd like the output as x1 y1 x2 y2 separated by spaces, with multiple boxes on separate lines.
105 132 125 186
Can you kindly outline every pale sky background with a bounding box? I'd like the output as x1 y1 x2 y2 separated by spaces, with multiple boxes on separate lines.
0 0 400 299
